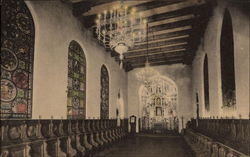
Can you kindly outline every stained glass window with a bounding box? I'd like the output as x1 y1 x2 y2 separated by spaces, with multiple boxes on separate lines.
1 0 35 119
203 55 210 110
220 9 236 108
100 65 109 119
67 41 86 119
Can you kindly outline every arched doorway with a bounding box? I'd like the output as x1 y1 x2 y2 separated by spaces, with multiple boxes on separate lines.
139 75 178 133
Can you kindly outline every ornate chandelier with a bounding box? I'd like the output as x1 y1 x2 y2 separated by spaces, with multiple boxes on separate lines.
95 0 147 66
136 59 159 89
136 23 159 89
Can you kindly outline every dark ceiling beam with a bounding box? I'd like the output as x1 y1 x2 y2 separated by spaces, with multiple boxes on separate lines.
134 0 185 12
130 56 183 65
137 0 205 18
72 0 116 17
130 58 184 69
145 28 192 42
89 0 116 6
83 0 153 16
92 23 192 42
82 2 198 28
132 37 189 50
148 14 194 28
73 0 213 70
135 34 190 48
124 55 184 65
149 19 193 32
183 3 213 64
125 44 188 57
110 29 191 59
120 50 186 62
146 6 196 23
120 49 187 62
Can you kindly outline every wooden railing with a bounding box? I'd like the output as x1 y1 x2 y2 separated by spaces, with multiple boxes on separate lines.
184 129 248 157
185 118 249 156
0 119 129 157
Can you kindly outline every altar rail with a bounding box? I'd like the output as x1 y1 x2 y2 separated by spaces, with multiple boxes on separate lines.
0 119 129 157
186 118 249 155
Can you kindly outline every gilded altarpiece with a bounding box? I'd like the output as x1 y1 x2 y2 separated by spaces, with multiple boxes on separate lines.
100 65 109 119
67 41 86 119
140 76 178 131
1 0 34 119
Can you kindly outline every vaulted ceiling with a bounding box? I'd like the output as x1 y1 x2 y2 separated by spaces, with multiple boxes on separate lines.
67 0 214 71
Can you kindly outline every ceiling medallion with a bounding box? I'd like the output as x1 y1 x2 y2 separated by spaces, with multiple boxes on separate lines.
95 0 147 68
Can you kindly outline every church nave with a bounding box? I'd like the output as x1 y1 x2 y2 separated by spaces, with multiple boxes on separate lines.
1 0 249 157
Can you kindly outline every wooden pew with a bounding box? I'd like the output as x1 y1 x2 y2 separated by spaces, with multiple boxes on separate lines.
0 119 128 157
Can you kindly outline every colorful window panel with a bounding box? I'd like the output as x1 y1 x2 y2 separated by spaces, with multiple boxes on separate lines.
100 65 109 119
1 0 35 119
67 41 86 119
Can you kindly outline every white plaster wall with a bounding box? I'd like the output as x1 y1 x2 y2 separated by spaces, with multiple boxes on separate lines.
23 0 249 121
192 1 249 119
26 1 128 119
127 64 193 132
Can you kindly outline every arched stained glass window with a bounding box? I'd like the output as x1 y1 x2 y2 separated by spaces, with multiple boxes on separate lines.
100 65 109 119
1 0 35 119
220 9 236 108
203 55 210 111
67 40 86 119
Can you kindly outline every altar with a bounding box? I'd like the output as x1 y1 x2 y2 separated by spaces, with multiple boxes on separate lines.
153 122 165 134
139 76 179 133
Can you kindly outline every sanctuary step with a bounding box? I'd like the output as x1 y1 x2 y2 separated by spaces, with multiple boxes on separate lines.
140 129 180 136
0 119 129 157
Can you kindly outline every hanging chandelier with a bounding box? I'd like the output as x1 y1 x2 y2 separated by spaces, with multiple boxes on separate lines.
95 0 147 66
136 23 159 89
136 59 159 89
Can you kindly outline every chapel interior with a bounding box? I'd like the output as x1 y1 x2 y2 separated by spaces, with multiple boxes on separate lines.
0 0 249 157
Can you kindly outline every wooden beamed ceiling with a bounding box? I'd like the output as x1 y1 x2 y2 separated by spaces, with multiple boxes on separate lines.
69 0 213 72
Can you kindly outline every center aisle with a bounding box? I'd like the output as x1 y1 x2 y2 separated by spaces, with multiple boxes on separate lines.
96 135 194 157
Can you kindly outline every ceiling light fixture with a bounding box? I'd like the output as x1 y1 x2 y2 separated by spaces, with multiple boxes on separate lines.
136 23 159 89
95 0 147 68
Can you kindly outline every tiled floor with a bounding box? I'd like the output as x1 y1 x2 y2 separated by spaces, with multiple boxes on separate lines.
96 135 194 157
